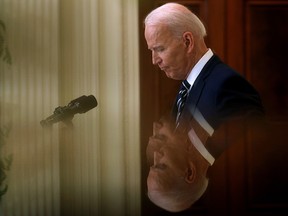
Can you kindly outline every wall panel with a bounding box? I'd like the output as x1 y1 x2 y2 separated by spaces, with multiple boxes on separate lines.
245 1 288 213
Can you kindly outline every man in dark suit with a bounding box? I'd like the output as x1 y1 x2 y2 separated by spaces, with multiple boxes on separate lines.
144 2 264 213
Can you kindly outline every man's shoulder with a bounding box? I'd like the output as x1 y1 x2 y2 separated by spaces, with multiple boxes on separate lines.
202 55 246 86
199 55 238 80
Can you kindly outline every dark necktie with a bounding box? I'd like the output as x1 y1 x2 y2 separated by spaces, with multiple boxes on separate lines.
176 80 191 124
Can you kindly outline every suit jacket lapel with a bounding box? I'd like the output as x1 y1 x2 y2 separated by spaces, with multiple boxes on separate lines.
183 55 221 116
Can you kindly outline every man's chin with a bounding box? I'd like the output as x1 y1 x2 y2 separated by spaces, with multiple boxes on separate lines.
165 71 173 78
165 71 179 80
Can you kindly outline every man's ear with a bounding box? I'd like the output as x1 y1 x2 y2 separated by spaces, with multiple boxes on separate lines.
185 161 196 183
182 32 194 52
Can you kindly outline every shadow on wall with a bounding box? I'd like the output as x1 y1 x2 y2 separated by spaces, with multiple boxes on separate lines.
0 124 12 201
0 19 13 202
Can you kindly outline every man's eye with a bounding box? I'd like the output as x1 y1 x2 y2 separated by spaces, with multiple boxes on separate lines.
154 134 167 141
152 47 164 52
154 163 167 170
156 47 164 52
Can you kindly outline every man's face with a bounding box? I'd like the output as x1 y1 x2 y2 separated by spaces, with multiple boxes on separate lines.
146 119 191 191
146 119 188 166
144 24 190 80
146 120 172 165
147 143 190 191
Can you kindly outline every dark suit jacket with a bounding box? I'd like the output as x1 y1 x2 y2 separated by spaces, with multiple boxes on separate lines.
172 55 264 158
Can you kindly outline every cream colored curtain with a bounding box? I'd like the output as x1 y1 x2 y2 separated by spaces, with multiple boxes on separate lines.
0 0 140 215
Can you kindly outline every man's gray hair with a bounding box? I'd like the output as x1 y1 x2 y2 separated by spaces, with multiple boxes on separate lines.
144 3 207 39
148 173 209 212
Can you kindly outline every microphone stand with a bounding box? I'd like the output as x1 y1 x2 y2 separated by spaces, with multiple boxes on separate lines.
40 106 75 129
62 118 74 129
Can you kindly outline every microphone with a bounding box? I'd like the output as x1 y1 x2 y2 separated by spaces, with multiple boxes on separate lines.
40 95 98 127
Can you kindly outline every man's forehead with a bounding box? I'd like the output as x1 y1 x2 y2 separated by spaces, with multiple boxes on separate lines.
145 23 170 37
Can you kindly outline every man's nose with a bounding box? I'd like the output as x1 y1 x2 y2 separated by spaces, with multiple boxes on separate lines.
153 151 163 165
153 121 163 135
152 52 161 65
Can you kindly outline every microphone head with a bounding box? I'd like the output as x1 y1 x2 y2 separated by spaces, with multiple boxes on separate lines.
69 95 98 114
40 95 98 128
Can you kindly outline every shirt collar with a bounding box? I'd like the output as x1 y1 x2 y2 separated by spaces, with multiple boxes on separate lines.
186 48 213 88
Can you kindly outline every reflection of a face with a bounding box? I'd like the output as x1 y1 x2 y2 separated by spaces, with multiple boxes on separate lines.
146 118 191 191
146 120 171 165
146 119 188 166
147 140 190 192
